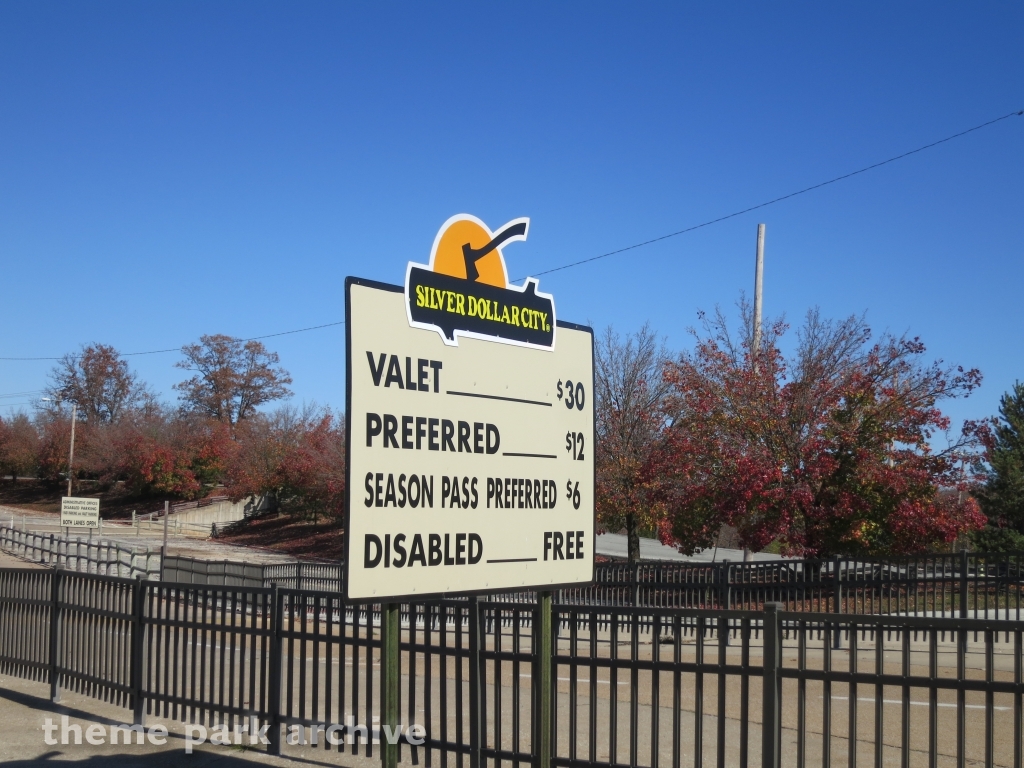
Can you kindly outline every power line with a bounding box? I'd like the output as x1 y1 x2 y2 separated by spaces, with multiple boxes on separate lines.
0 389 45 399
0 320 346 362
1 110 1019 362
515 109 1023 281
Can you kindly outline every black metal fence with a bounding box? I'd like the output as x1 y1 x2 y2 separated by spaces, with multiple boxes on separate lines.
1 565 1022 767
550 604 1023 768
567 553 1024 619
6 522 1022 624
160 550 1024 623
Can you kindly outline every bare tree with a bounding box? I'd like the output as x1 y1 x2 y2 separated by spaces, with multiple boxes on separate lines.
175 335 293 428
594 324 672 562
44 344 154 423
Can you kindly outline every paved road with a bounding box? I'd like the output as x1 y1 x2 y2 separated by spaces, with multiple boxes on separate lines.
595 533 786 563
0 612 1016 767
0 506 300 564
0 672 381 767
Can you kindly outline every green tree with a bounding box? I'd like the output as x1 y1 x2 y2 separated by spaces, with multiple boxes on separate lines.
973 382 1024 551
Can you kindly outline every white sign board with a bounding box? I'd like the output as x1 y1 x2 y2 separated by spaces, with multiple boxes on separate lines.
61 497 100 529
345 236 595 601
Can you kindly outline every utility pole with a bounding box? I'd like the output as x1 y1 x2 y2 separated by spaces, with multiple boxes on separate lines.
65 403 77 538
66 403 77 498
752 223 765 364
745 224 766 564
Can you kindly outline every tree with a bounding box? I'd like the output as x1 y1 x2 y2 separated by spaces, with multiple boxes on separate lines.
225 405 344 520
175 335 293 428
44 344 154 423
102 411 234 499
224 409 297 508
279 409 346 522
654 301 986 558
0 414 39 481
594 324 671 562
972 382 1024 551
35 412 86 486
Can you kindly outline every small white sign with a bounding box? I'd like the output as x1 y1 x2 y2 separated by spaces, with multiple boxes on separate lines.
61 497 100 528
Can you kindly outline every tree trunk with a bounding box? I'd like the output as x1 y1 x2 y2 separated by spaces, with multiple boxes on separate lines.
626 513 641 563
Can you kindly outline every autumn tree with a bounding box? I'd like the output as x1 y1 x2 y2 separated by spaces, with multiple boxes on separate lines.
654 302 986 558
594 324 671 562
34 412 84 485
44 344 154 423
225 405 344 520
279 409 346 522
175 335 292 428
972 382 1024 552
0 414 39 481
101 410 234 499
224 408 298 509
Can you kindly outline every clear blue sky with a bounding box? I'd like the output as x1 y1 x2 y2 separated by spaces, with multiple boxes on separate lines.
2 2 1021 434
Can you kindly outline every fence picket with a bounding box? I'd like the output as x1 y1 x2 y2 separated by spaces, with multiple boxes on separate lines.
0 558 1023 767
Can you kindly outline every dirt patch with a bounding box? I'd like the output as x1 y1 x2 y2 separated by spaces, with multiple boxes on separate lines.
0 480 192 520
217 514 345 560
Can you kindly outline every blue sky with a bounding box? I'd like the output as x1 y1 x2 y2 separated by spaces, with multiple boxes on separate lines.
1 2 1021 434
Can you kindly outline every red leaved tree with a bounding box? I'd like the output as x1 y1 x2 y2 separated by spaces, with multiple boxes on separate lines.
35 413 91 486
102 413 234 499
280 410 346 522
654 302 986 558
226 406 345 521
0 414 40 481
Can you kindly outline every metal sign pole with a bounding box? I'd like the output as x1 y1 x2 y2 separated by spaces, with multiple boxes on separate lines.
161 500 169 576
537 590 553 768
381 602 400 768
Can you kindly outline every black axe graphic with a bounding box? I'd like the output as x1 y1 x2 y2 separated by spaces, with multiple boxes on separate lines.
461 220 528 282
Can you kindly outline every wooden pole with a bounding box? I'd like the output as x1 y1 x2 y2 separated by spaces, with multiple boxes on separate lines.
64 402 77 538
66 403 77 498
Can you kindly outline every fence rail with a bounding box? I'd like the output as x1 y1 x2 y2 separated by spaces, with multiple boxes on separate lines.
0 523 160 579
4 522 1023 624
0 566 1022 767
163 549 1024 621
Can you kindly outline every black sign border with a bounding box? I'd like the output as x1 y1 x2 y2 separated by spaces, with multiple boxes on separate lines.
344 275 596 603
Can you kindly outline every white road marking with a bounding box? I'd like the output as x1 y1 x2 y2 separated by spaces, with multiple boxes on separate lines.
824 695 1010 712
